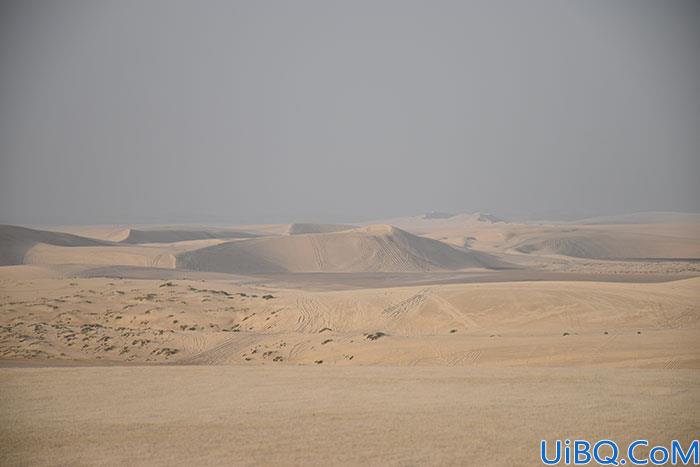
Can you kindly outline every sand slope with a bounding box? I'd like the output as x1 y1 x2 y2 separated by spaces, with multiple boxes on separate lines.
377 212 507 232
511 229 700 259
377 213 700 262
120 228 257 244
0 225 239 269
1 273 697 367
287 223 356 235
575 211 700 224
0 225 107 266
22 243 178 269
177 224 508 274
35 225 134 242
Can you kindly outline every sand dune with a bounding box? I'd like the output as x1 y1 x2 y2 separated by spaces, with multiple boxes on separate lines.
20 238 234 270
575 211 700 225
0 225 107 266
377 212 507 232
37 225 134 242
47 225 263 243
511 230 700 260
4 219 697 274
375 212 700 263
23 243 177 269
0 225 238 269
177 224 509 274
287 223 356 235
120 228 257 244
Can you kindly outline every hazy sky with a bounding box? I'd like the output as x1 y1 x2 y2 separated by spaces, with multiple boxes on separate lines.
1 0 698 225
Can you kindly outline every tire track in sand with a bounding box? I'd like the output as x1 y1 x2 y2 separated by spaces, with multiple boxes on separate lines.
175 332 263 365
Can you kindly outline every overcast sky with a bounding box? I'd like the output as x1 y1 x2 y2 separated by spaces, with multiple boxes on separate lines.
1 0 698 225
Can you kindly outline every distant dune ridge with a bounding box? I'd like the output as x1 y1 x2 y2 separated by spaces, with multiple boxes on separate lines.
512 232 700 260
287 223 356 235
0 225 106 266
574 211 700 225
378 212 508 232
369 211 700 261
1 212 699 271
177 224 509 273
119 228 256 244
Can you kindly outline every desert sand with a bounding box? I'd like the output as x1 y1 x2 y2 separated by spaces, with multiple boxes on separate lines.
1 213 699 465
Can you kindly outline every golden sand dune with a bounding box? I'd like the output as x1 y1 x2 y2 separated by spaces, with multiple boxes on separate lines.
177 224 509 274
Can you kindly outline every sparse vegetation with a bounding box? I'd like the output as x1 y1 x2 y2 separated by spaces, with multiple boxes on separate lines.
366 332 387 341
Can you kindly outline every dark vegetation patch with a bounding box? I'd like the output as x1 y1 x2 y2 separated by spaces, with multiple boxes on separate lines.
365 332 387 341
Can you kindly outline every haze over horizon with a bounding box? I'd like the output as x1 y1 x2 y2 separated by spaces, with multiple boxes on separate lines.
1 0 699 225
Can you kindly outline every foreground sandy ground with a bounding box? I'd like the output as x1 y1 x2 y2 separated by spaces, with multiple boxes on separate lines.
1 366 698 466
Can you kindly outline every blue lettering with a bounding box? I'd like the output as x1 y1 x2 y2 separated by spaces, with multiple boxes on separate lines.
594 440 620 465
542 440 562 465
628 440 648 465
649 446 669 465
672 440 699 465
574 440 592 465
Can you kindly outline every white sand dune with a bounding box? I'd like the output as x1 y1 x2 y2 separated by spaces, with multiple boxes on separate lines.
177 224 509 274
0 225 107 266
